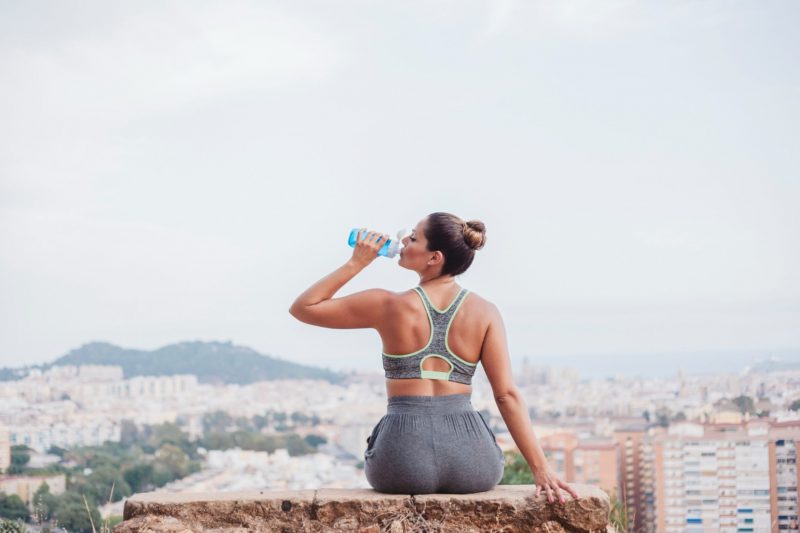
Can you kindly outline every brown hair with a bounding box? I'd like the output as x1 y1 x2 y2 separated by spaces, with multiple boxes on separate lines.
424 212 487 277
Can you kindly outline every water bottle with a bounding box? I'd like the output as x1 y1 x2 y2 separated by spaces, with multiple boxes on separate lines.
348 228 409 258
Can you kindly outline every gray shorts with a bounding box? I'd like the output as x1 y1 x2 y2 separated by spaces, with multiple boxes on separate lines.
364 393 505 494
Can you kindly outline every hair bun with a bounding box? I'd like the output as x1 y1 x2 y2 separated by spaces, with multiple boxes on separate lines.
463 220 487 250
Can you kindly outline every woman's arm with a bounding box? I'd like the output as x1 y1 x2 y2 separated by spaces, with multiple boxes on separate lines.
289 230 393 329
480 303 579 504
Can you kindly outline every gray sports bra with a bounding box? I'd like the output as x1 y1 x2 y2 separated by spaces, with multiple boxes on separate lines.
382 286 478 385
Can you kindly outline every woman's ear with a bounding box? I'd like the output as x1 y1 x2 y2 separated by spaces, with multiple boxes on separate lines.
428 251 444 266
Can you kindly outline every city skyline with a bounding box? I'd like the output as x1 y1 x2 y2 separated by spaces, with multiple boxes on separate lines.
3 338 800 379
3 359 799 532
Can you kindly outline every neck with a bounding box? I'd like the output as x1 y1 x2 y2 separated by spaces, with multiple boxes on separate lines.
418 273 455 286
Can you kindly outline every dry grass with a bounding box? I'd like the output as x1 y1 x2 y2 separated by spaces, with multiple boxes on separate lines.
373 498 449 533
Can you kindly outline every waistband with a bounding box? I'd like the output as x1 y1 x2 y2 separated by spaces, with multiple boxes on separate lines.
386 393 473 415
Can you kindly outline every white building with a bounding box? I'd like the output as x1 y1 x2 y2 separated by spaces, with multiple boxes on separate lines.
110 374 198 399
0 425 10 472
10 418 120 453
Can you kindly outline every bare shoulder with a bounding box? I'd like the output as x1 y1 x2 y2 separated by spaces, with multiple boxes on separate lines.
389 287 417 304
372 288 416 331
384 287 498 317
464 290 500 318
380 288 417 315
357 288 397 307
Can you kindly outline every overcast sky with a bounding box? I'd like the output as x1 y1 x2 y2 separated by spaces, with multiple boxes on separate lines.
1 1 798 372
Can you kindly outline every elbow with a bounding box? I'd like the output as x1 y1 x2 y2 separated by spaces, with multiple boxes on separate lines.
289 302 316 325
288 302 304 320
494 387 521 407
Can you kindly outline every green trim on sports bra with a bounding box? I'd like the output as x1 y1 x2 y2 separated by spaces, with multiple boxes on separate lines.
416 285 462 313
418 354 454 380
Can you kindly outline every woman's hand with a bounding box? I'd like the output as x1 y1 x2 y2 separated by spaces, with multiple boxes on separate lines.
350 229 389 268
532 463 579 504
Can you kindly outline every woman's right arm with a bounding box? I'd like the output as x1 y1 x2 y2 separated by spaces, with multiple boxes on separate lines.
480 302 579 504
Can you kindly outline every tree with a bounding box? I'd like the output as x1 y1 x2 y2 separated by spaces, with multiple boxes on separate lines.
732 395 756 415
53 492 100 533
154 444 191 479
148 422 198 459
32 483 59 522
304 435 327 447
149 423 188 449
789 399 800 411
202 432 235 450
46 445 68 458
0 493 29 522
123 463 155 494
202 411 233 435
85 465 132 504
654 407 672 428
120 419 140 447
234 417 252 431
499 452 533 485
252 414 269 430
285 435 313 456
291 411 310 424
8 447 30 475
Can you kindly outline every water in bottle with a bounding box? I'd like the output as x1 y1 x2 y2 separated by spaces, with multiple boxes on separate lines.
348 228 409 258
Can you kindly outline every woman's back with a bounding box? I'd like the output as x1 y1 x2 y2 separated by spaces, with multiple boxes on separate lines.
377 283 491 397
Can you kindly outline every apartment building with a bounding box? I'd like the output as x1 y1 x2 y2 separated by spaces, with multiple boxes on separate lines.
770 424 799 532
614 426 659 533
654 421 800 533
538 432 620 496
0 425 10 472
573 441 619 495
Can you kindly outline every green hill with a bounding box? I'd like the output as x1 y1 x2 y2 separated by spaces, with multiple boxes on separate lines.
3 340 342 384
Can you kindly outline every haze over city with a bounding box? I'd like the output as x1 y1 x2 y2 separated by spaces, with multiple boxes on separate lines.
1 1 798 372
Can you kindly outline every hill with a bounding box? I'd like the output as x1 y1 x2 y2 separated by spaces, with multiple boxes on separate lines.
2 340 342 384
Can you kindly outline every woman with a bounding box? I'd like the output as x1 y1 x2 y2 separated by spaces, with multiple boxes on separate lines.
289 212 577 503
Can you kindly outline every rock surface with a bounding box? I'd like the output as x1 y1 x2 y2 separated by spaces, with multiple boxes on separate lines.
115 484 610 532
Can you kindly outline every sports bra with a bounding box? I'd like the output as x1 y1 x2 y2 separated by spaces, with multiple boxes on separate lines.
382 286 478 385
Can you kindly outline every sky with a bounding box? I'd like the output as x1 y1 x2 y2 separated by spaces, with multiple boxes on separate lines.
1 0 798 373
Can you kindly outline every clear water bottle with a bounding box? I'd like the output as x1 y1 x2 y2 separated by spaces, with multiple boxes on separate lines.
348 228 409 258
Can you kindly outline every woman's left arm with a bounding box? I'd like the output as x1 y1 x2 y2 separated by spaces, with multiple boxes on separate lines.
481 303 579 503
289 230 393 329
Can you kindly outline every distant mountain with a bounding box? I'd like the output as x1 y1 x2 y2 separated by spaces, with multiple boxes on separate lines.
2 340 343 384
517 348 800 379
748 358 800 374
0 366 28 381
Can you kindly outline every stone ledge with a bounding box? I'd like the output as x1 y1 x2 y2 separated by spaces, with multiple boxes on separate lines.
115 484 610 532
